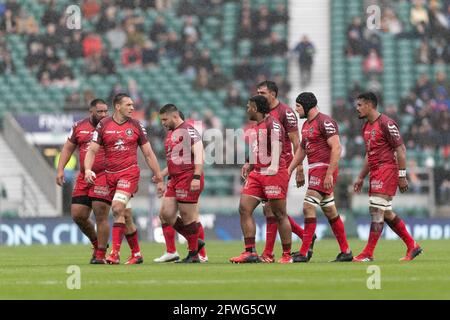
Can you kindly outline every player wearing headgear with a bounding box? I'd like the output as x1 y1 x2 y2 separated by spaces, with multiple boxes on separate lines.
353 92 422 262
288 92 353 262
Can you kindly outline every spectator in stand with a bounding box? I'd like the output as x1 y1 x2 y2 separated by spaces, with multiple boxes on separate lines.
345 17 365 56
194 67 209 90
106 24 127 51
150 16 168 42
416 40 432 64
41 0 60 26
382 7 403 35
266 32 287 56
181 15 200 41
164 30 183 58
270 3 288 25
25 42 45 70
178 50 197 80
195 49 214 72
0 9 16 33
410 0 430 37
83 0 101 20
96 5 117 33
0 47 15 74
82 32 103 57
363 49 384 75
235 58 254 84
125 23 146 47
67 31 84 59
121 44 142 68
208 65 229 91
142 40 159 67
225 84 243 108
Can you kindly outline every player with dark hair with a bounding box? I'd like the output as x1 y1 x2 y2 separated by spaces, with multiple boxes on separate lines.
288 92 353 262
230 95 293 264
85 93 165 265
56 99 111 264
353 92 422 262
243 80 308 263
157 104 207 263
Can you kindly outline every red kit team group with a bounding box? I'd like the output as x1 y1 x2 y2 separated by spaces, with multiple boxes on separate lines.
56 80 423 265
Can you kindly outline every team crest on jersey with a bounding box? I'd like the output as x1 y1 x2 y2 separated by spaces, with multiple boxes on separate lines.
371 129 376 140
308 127 314 136
126 128 133 137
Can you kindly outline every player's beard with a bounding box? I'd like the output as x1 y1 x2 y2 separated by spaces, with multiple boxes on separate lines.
91 116 100 127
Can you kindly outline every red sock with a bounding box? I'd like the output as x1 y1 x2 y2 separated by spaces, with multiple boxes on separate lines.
282 242 291 255
184 222 200 253
386 216 415 249
112 223 126 254
244 237 256 253
329 215 350 253
364 222 384 256
126 230 141 256
299 218 317 256
263 217 278 255
91 238 98 250
197 222 207 257
162 223 177 254
95 247 106 260
173 217 189 239
288 215 304 240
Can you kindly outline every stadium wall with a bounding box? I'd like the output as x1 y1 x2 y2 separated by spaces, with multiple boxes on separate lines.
1 216 450 246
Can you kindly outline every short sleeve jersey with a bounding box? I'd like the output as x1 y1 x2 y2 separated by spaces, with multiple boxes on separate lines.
165 122 202 176
249 115 286 172
92 117 148 172
269 102 298 162
301 113 339 165
362 114 404 170
68 117 106 173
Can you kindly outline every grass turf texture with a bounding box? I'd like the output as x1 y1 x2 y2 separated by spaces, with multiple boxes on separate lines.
0 240 449 299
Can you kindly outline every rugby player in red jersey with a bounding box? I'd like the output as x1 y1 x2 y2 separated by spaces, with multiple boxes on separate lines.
157 104 207 263
230 95 293 264
353 92 422 262
56 99 110 264
84 93 165 265
288 92 353 262
241 81 309 263
154 111 207 263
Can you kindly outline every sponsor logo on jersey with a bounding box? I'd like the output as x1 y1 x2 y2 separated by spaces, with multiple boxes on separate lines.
264 185 282 196
324 121 336 134
114 139 126 151
176 188 188 199
388 123 400 139
309 176 321 187
117 179 131 190
92 131 98 142
371 179 384 190
80 131 91 134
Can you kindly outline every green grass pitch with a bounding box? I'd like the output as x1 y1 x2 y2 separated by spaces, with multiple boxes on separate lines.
0 240 449 299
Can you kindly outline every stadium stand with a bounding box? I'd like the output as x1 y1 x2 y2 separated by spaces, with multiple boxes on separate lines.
0 0 290 197
331 0 450 209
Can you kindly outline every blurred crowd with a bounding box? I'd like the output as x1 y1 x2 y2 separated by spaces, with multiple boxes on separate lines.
337 0 450 204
